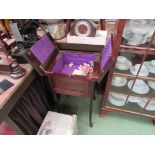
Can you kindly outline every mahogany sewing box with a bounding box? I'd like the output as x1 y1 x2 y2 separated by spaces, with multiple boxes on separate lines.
24 33 113 127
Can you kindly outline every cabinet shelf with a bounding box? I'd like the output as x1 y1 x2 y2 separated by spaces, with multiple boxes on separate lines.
110 85 155 100
104 105 155 119
113 70 155 81
120 45 155 55
107 100 144 113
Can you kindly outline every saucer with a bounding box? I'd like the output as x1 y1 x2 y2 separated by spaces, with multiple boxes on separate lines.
136 99 148 108
148 80 155 90
128 96 143 103
111 76 127 87
115 56 132 70
130 64 149 77
108 93 127 106
144 61 155 74
128 80 150 94
146 100 155 111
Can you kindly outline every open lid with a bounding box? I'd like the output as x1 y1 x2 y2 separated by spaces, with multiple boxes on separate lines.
101 34 113 71
24 33 59 76
98 34 113 83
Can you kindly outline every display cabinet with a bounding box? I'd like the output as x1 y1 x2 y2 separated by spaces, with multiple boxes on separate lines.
100 19 155 121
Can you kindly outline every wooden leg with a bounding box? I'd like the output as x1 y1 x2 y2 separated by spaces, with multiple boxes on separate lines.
152 119 155 126
93 89 96 100
53 93 60 112
56 94 61 101
89 82 95 127
89 96 93 127
99 109 107 117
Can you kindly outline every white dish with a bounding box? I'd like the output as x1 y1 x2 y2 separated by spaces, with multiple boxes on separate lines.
136 99 148 108
130 64 149 77
144 61 155 74
128 96 143 103
148 81 155 90
137 99 155 111
146 100 155 111
108 93 127 106
115 56 132 70
111 76 127 87
128 80 150 94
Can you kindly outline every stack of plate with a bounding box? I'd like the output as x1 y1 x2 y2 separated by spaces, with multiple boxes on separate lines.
108 93 127 106
111 76 127 87
128 80 150 94
130 64 149 77
115 56 132 70
144 60 155 74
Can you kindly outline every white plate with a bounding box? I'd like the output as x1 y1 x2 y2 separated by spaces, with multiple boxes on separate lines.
146 100 155 111
111 76 127 87
144 61 155 74
137 99 148 108
148 81 155 90
138 99 155 111
128 96 143 103
130 64 149 77
108 93 127 106
128 80 150 94
115 56 132 70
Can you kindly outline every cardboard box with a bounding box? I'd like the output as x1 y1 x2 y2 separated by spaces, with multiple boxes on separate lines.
37 111 78 135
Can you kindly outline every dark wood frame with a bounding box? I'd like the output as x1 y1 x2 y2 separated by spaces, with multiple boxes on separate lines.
100 19 155 122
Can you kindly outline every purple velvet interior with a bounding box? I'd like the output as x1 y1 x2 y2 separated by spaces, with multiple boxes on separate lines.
30 34 55 64
52 52 95 74
101 35 112 70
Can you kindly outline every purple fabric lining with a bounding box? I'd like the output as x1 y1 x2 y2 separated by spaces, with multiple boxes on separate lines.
63 52 95 65
61 65 79 74
52 54 64 72
51 52 95 74
101 35 112 70
30 35 55 64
